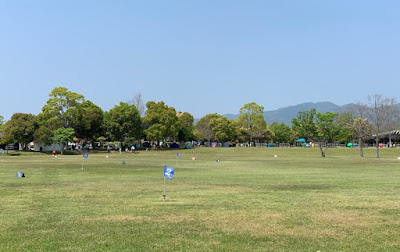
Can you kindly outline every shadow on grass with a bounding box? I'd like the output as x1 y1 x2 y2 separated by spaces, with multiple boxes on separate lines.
8 153 21 156
270 184 334 191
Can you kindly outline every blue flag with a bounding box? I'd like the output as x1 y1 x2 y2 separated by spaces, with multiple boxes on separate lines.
83 153 88 158
164 165 175 179
16 172 25 178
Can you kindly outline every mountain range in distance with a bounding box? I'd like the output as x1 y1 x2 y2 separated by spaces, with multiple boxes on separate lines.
223 101 352 125
196 101 400 125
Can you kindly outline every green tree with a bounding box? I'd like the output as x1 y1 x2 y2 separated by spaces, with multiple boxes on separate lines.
195 113 220 144
209 116 236 143
253 120 274 144
143 101 181 142
0 115 5 132
67 100 104 141
104 102 142 144
1 113 38 150
315 112 340 157
238 102 265 145
34 126 53 145
316 112 340 143
52 127 75 154
177 112 195 142
39 87 84 130
291 109 317 141
335 112 354 144
232 119 246 143
145 124 166 145
270 123 291 143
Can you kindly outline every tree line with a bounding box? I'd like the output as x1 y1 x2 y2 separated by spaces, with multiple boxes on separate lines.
0 88 399 157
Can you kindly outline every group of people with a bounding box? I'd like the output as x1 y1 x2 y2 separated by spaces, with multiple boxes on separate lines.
106 145 135 153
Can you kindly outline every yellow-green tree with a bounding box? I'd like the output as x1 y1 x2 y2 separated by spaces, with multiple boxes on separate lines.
238 102 265 144
39 87 84 130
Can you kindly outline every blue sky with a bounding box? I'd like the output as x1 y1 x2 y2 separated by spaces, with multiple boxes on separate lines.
1 0 399 120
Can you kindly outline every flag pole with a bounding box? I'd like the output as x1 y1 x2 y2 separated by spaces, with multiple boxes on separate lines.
163 176 166 201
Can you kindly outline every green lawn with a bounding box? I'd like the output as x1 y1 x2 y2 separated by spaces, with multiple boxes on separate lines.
1 147 400 251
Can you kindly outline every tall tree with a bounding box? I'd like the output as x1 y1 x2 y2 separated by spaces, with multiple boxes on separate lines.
366 94 397 158
0 115 5 132
335 112 354 144
252 120 274 143
195 113 220 144
238 102 265 145
315 112 340 157
52 128 75 155
39 87 85 130
143 101 181 142
104 102 142 144
291 109 317 141
209 116 236 143
67 100 104 141
128 92 146 117
1 113 38 150
232 119 246 143
177 112 195 142
349 102 369 118
34 126 53 145
270 123 291 143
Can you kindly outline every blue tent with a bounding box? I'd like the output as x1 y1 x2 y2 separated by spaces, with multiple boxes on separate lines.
169 142 180 148
296 138 306 143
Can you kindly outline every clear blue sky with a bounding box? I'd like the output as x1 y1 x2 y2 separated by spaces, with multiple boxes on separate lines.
1 0 399 120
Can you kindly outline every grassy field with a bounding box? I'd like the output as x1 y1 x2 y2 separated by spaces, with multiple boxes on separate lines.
1 147 400 251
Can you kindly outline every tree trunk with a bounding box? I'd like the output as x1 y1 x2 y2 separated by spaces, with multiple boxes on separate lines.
319 144 326 157
359 138 363 157
249 128 253 146
375 137 379 158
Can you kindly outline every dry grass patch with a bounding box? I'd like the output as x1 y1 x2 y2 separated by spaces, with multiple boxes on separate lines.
313 210 380 228
198 210 283 235
197 210 347 238
81 215 150 222
81 214 194 224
